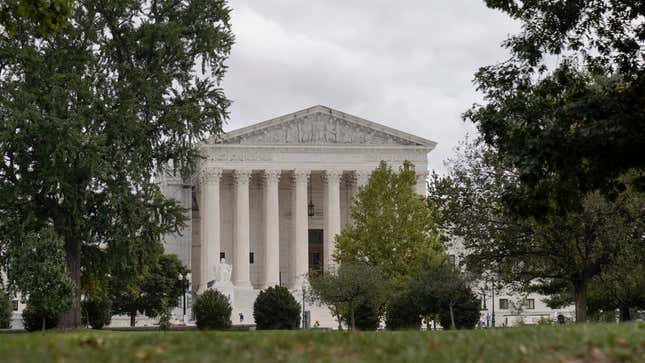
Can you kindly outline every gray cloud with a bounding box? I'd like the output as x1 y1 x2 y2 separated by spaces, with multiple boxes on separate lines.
221 0 519 173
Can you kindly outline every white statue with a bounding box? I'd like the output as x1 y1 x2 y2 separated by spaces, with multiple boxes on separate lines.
213 257 232 283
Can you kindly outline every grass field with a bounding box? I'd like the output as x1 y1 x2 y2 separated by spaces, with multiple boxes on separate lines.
0 323 644 363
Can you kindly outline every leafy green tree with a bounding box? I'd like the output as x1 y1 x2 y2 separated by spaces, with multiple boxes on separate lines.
335 161 444 281
0 289 11 329
7 228 73 330
429 139 644 322
253 286 301 330
466 1 645 217
81 297 111 330
341 300 380 331
308 263 388 330
110 253 188 327
385 290 422 330
0 0 74 36
0 0 233 327
139 254 189 319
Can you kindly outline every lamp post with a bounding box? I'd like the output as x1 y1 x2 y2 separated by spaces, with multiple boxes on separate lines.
178 272 191 323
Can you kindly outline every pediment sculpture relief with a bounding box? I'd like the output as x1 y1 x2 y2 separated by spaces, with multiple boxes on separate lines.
225 113 416 146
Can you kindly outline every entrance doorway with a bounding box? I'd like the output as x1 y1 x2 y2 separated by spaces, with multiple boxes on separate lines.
308 229 323 272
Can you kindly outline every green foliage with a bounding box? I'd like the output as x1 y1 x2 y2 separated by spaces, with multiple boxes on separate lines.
437 287 480 330
139 254 190 318
429 139 645 322
341 301 380 331
308 263 388 330
81 297 111 330
109 253 188 326
0 289 12 329
158 308 172 331
8 228 73 326
193 289 231 330
467 1 645 216
0 0 233 327
335 161 444 281
22 305 58 331
253 286 301 330
0 0 73 36
385 290 422 330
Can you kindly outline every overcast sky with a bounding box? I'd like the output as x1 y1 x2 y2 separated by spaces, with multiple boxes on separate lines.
220 1 519 174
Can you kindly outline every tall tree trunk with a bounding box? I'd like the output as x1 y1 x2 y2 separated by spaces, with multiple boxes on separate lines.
58 238 81 328
573 280 588 323
130 311 136 327
619 305 631 322
449 304 456 330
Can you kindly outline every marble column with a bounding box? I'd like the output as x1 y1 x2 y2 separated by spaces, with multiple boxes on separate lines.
263 169 281 288
323 169 342 271
233 169 252 288
415 170 429 196
199 167 222 292
291 169 309 287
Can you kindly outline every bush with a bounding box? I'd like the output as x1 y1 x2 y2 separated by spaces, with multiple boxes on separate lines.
158 308 171 331
81 298 112 329
0 290 12 329
193 289 232 330
386 291 422 330
253 285 300 330
342 301 380 330
22 305 58 331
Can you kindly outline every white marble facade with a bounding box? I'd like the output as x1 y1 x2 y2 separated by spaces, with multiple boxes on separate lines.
159 105 436 326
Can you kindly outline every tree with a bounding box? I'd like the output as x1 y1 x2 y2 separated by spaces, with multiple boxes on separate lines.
0 0 74 36
0 0 233 327
0 288 11 329
139 254 189 319
7 228 73 330
465 1 644 217
308 263 388 330
253 286 301 330
110 253 188 327
428 139 645 322
385 290 422 330
341 301 380 331
335 161 444 281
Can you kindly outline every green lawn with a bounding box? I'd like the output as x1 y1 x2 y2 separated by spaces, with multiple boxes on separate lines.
1 323 644 363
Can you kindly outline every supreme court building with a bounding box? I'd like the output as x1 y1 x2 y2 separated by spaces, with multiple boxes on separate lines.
159 105 436 326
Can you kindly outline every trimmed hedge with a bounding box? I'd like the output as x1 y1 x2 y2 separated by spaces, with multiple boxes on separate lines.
253 286 301 330
193 289 232 330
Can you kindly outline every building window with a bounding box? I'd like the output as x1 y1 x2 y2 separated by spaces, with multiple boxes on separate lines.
249 252 254 264
524 298 535 310
12 300 19 311
220 252 225 260
499 298 509 310
448 254 456 266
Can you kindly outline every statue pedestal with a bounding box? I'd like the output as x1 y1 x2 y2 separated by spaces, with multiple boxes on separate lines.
212 281 235 307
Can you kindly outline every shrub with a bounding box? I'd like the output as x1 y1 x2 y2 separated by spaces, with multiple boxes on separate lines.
0 289 12 329
386 291 422 330
342 301 380 330
253 285 301 330
22 305 58 331
193 289 231 330
81 298 112 330
158 308 171 331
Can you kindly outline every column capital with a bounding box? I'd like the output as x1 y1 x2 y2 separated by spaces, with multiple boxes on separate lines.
292 169 310 184
322 169 343 184
263 169 282 184
199 167 223 185
354 169 371 186
233 169 253 185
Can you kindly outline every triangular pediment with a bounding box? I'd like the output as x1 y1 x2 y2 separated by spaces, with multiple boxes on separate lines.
215 105 436 148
